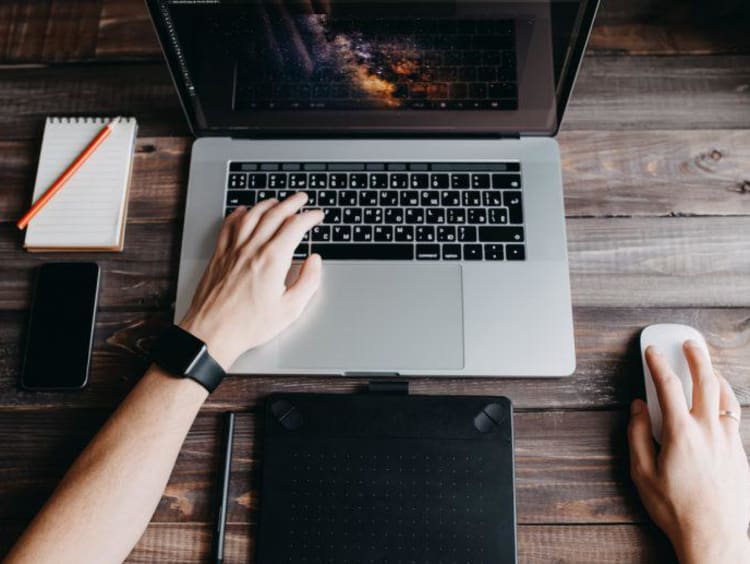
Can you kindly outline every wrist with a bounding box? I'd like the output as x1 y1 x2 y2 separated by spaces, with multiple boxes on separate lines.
177 318 237 372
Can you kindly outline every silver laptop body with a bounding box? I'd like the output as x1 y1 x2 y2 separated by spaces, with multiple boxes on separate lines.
147 0 600 377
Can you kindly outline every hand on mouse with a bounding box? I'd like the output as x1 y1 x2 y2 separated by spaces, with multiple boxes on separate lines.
628 342 750 564
179 193 324 370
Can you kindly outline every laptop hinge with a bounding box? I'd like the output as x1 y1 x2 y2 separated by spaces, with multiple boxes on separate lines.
367 380 410 395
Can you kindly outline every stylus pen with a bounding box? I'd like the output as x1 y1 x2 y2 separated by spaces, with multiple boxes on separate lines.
213 411 235 564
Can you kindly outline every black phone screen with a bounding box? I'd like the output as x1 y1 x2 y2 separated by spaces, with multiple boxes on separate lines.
23 263 100 390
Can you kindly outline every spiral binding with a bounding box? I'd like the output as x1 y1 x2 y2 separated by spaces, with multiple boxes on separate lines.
48 116 134 124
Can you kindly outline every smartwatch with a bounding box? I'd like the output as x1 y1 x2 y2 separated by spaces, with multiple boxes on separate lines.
150 325 225 393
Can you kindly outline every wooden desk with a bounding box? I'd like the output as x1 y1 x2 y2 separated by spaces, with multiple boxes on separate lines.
0 1 748 561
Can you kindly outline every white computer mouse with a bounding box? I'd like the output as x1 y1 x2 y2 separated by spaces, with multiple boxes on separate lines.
641 324 712 443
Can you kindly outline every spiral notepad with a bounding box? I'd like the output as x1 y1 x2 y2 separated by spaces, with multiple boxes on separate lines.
24 117 137 252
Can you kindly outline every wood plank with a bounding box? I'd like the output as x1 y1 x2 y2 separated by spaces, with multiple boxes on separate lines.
1 306 748 411
0 56 749 140
0 522 677 563
2 132 750 223
0 0 102 63
1 215 747 311
1 409 748 528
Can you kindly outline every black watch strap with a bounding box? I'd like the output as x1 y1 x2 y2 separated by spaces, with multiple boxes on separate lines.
150 325 226 393
187 350 225 393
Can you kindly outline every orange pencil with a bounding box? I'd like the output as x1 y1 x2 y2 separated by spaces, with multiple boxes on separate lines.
16 116 122 230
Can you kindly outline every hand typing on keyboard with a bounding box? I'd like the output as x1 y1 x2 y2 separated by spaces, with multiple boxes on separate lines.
179 193 323 369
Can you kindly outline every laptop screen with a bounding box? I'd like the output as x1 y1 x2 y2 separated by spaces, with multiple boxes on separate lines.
149 0 597 136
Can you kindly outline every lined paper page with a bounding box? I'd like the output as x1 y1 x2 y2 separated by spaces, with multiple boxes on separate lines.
24 117 137 250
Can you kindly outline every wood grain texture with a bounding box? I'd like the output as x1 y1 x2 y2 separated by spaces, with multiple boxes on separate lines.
0 56 749 140
2 132 749 223
0 522 677 563
0 0 102 62
0 307 748 411
0 409 747 531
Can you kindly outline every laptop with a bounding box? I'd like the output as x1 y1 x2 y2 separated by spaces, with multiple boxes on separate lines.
146 0 599 377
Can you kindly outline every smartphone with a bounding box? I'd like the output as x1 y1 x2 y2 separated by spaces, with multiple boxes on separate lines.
22 262 100 390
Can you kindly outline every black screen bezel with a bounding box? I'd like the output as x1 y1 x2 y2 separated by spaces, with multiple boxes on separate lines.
145 0 600 138
22 263 100 391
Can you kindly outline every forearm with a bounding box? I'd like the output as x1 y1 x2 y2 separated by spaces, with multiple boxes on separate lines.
675 531 750 564
5 366 208 564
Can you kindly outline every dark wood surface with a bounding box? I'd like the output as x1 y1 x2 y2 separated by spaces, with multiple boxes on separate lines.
0 1 749 562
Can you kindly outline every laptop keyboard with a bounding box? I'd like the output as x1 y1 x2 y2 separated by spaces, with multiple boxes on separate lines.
225 162 525 261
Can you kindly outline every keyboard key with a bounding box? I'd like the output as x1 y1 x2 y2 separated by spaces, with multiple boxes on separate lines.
343 207 363 223
305 191 317 206
484 244 504 260
328 173 346 188
338 191 357 206
228 173 247 188
442 244 461 260
363 208 383 223
293 243 309 258
464 244 482 260
447 209 466 224
332 225 352 241
323 208 341 224
451 173 470 188
269 173 287 188
395 225 415 241
277 190 294 201
385 208 404 224
441 190 461 206
411 173 429 188
489 208 509 224
359 191 379 206
350 173 368 188
462 191 481 206
370 173 388 188
374 225 394 242
482 191 503 206
256 190 276 201
503 191 523 223
507 244 525 260
310 173 328 188
405 208 425 224
312 243 413 260
426 208 446 224
379 190 399 206
226 190 254 206
318 191 337 206
478 226 524 242
468 209 487 224
289 173 307 188
420 191 440 206
311 225 331 241
437 226 457 242
492 173 522 189
416 226 436 242
471 174 490 188
248 174 266 188
390 173 409 188
400 191 419 206
458 226 477 242
353 225 373 241
431 173 449 188
416 244 440 260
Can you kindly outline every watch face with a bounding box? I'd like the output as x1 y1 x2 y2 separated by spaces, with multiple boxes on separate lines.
153 327 207 375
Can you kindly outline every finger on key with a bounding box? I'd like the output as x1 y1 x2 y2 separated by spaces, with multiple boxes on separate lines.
244 193 309 253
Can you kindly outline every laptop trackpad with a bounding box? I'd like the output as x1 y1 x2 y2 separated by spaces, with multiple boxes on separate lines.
279 264 464 372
